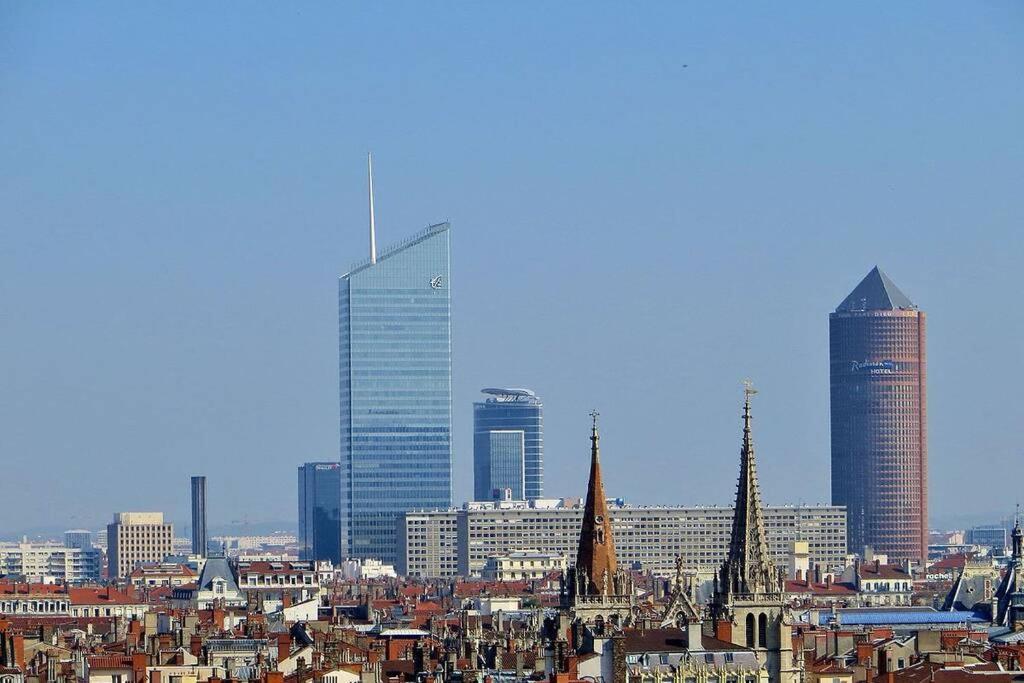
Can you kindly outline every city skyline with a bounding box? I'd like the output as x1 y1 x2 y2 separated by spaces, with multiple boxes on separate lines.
2 4 1022 534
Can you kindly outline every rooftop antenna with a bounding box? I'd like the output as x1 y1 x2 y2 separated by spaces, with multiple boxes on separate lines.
368 152 377 264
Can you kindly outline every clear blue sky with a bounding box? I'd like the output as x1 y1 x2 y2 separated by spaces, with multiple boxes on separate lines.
2 3 1021 536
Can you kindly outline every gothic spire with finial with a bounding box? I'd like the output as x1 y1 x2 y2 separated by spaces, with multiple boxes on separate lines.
719 381 780 597
1013 504 1022 561
575 410 618 595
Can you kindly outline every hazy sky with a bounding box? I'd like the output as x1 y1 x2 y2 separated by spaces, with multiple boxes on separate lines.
2 3 1022 536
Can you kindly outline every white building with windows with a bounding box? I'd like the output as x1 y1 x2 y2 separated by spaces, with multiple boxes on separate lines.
481 550 566 581
0 540 101 583
236 560 320 613
401 499 847 579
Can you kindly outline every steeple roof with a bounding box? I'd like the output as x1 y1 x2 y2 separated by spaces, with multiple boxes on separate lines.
718 384 780 597
575 411 618 596
835 266 916 312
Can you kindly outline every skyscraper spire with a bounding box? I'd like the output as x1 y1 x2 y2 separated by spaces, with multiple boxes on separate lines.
719 382 779 597
368 152 377 264
575 410 618 595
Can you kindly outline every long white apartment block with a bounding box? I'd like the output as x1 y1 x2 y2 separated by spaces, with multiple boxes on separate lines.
399 498 846 578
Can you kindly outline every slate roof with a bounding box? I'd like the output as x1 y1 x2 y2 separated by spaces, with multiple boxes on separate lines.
836 266 916 312
197 558 241 593
859 562 913 581
621 627 752 654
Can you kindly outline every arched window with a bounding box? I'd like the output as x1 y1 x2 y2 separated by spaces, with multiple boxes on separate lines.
758 613 768 648
594 615 605 634
745 613 755 647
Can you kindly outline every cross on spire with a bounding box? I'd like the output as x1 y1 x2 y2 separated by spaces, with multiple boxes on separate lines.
744 379 758 399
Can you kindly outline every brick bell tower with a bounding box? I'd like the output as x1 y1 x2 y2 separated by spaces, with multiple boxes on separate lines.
562 411 636 631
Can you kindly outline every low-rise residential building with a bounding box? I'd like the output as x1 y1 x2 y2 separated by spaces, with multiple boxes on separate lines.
236 561 320 613
0 583 148 620
845 560 914 606
70 586 149 620
171 558 246 610
620 627 771 683
337 559 397 581
203 638 272 676
481 550 566 581
129 563 198 588
0 583 70 616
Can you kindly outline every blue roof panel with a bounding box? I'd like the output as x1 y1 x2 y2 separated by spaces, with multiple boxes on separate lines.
820 610 984 626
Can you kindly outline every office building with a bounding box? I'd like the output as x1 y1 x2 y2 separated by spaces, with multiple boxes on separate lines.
967 526 1009 552
339 219 453 563
64 530 92 550
830 266 928 564
399 500 846 578
191 476 207 557
298 462 342 563
473 388 543 501
106 512 174 579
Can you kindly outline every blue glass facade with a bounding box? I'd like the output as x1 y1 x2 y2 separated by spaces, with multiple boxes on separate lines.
297 462 342 563
339 223 452 563
473 388 543 501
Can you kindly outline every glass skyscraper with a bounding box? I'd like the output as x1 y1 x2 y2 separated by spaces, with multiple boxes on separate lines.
297 462 342 563
339 222 452 563
473 388 543 501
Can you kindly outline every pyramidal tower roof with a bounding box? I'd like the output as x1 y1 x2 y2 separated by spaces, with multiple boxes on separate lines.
575 411 618 596
836 266 916 313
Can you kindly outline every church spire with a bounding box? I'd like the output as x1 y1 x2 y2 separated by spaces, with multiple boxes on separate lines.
1013 505 1022 561
575 410 618 595
719 382 779 597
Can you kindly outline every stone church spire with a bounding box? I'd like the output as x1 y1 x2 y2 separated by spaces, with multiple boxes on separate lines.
719 382 780 597
575 410 618 595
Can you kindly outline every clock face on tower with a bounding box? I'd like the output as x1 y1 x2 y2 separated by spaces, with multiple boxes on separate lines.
430 276 443 289
595 515 604 525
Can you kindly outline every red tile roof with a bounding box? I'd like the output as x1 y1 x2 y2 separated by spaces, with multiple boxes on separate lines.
0 582 68 596
69 587 140 605
87 655 134 669
928 554 973 571
130 564 197 578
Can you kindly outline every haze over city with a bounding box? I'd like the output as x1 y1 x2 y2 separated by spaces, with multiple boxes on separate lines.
2 2 1022 535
